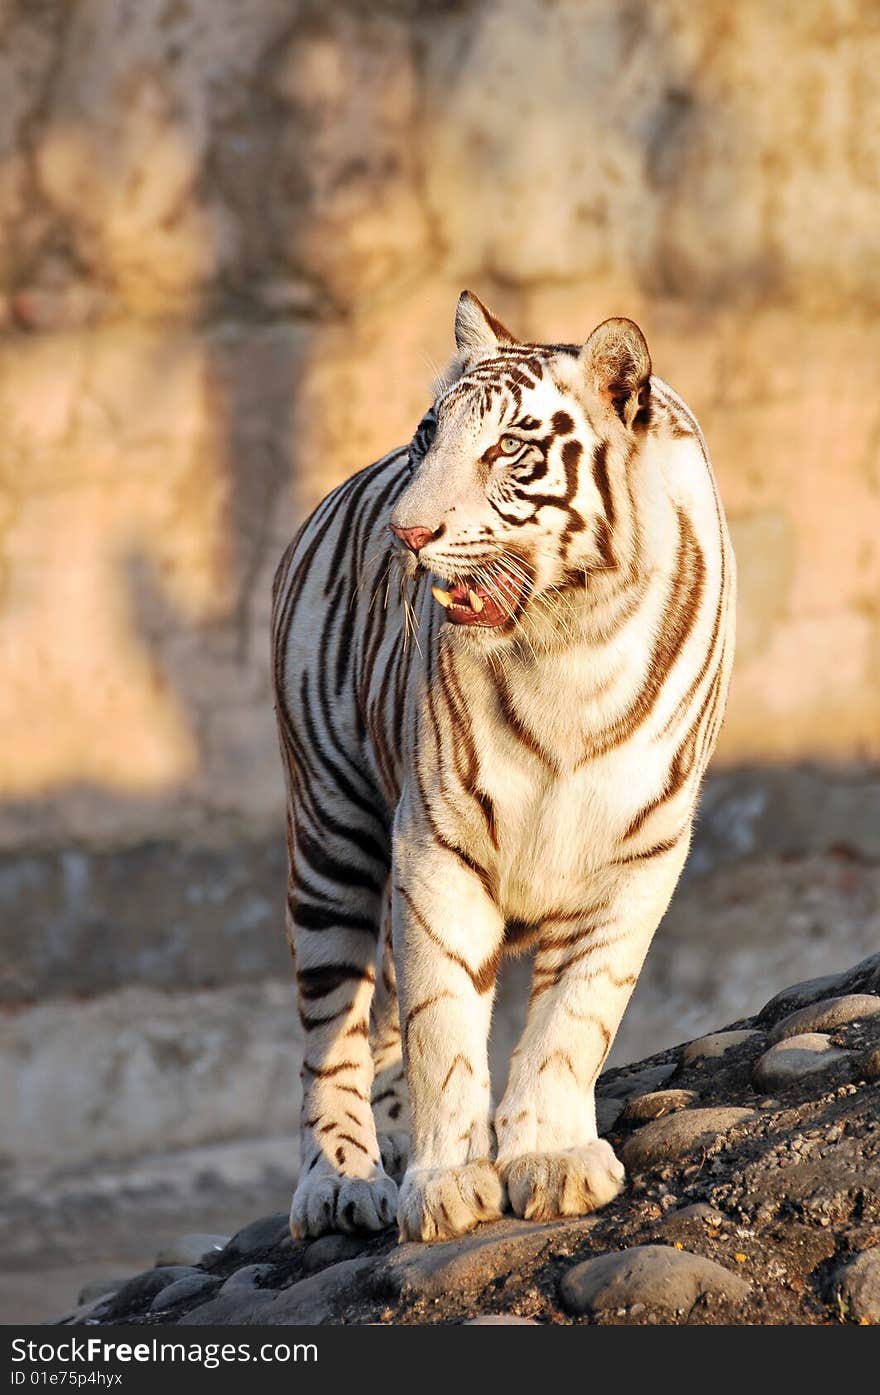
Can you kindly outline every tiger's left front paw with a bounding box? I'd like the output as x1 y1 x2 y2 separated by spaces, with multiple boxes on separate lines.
501 1141 625 1222
397 1160 505 1243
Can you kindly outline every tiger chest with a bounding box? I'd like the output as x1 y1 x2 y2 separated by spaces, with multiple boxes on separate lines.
467 713 676 922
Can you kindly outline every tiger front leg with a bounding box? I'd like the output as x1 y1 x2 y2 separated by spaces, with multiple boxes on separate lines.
495 852 687 1222
393 838 506 1242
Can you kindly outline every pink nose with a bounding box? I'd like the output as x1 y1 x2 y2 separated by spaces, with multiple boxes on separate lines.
390 523 437 554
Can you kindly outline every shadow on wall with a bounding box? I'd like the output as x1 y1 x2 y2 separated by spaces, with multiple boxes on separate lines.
0 3 307 846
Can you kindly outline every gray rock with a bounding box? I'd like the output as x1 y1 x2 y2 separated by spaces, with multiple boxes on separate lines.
660 1203 724 1228
597 1061 678 1101
220 1213 289 1263
622 1107 756 1172
560 1244 750 1316
464 1315 540 1325
384 1217 593 1301
768 994 880 1044
761 971 852 1020
759 954 880 1023
219 1263 276 1293
303 1234 369 1273
752 1033 852 1089
596 1096 624 1133
155 1233 230 1267
835 1248 880 1324
105 1266 201 1313
185 1256 376 1325
682 1030 762 1064
77 1277 126 1307
53 1292 119 1326
150 1274 222 1312
622 1089 697 1123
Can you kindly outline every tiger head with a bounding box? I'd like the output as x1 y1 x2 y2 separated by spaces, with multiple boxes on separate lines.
390 290 652 638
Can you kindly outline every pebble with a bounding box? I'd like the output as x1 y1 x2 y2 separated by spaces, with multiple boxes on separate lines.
760 971 854 1020
596 1096 624 1133
622 1089 697 1123
220 1213 289 1263
759 954 880 1021
682 1030 762 1064
560 1244 750 1317
104 1266 201 1313
597 1061 677 1101
752 1033 852 1090
385 1217 593 1301
662 1202 724 1227
303 1234 370 1273
464 1315 540 1325
834 1248 880 1324
768 994 880 1044
219 1263 277 1293
155 1233 230 1268
149 1274 222 1312
77 1277 126 1307
55 1294 119 1327
187 1256 376 1325
622 1107 756 1172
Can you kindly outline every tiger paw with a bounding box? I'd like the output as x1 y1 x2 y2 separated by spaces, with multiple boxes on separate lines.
289 1170 398 1239
397 1160 505 1243
378 1130 409 1180
501 1141 625 1222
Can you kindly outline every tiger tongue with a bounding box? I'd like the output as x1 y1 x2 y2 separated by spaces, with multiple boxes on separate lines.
430 575 512 627
449 582 474 605
432 582 484 612
446 591 507 627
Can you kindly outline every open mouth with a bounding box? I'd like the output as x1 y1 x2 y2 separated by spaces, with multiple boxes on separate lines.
430 564 529 629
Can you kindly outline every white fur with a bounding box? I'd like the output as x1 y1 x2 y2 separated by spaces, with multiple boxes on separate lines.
272 306 735 1244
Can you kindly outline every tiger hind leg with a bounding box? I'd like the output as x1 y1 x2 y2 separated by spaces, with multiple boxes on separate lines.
370 899 409 1179
286 796 397 1239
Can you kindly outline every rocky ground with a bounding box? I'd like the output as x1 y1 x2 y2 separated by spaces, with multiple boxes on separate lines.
57 951 880 1327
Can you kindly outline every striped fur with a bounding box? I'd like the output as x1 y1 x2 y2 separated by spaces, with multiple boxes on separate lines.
271 292 736 1242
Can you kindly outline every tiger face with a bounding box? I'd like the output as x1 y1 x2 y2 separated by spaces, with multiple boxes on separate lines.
389 291 651 634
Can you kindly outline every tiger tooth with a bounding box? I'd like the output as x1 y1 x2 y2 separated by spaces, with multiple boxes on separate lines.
431 585 453 609
468 589 484 613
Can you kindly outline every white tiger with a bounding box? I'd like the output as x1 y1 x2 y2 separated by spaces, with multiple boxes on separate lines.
271 291 736 1242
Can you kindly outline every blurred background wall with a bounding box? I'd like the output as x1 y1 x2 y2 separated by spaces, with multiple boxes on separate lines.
1 0 879 1319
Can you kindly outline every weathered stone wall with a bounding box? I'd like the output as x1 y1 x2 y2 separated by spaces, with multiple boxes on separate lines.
1 0 878 852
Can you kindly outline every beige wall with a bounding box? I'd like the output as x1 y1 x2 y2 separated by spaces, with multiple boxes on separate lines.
1 0 879 849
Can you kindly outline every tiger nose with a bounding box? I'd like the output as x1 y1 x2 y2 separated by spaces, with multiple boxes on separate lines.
390 523 439 554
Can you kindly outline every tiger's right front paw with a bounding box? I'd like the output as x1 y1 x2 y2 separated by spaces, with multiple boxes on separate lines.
397 1160 505 1243
290 1170 398 1239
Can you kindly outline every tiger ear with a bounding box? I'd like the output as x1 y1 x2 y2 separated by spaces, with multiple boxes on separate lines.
580 318 652 430
454 290 517 351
